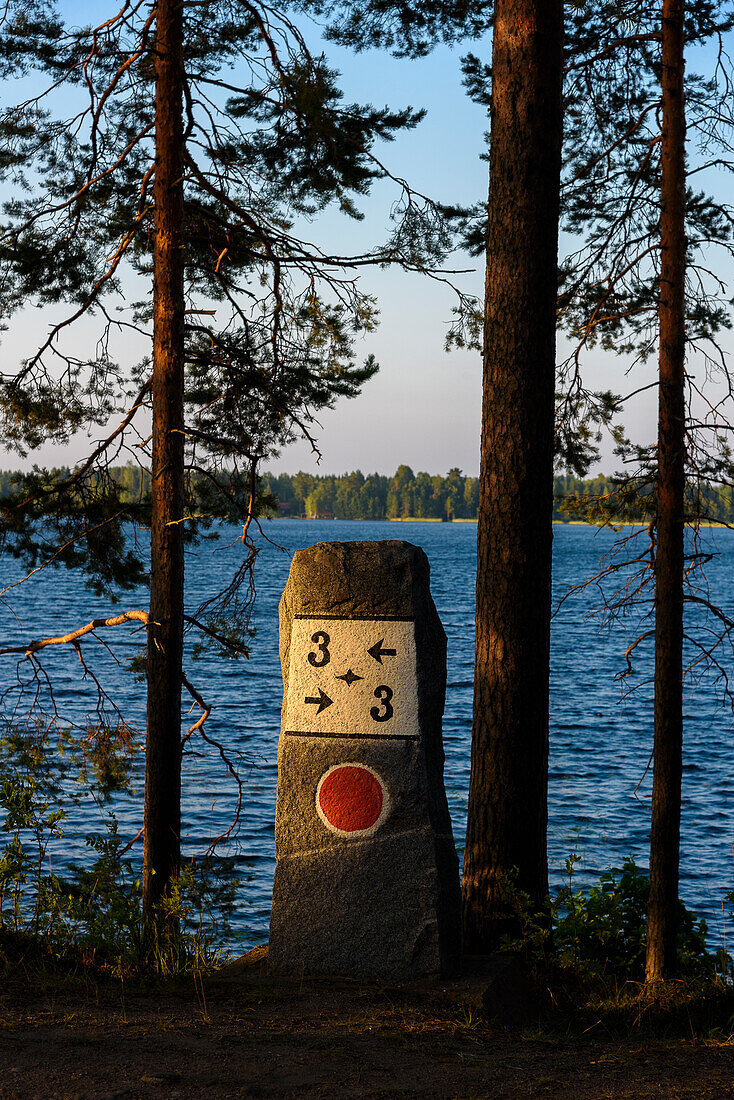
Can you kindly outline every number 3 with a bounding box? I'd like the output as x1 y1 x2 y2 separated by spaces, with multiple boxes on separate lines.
370 685 394 722
308 630 331 667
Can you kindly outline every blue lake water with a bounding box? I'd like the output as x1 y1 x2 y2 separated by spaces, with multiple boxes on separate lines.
2 519 734 950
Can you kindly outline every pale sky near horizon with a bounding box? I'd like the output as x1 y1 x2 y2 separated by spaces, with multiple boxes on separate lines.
0 8 730 480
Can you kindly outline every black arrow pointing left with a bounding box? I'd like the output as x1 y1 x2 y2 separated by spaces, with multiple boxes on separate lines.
304 687 333 714
367 639 397 664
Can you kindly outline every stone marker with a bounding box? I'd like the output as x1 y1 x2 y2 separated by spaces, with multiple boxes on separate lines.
269 540 461 979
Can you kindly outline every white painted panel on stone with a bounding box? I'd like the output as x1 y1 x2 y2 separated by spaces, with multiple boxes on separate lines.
284 617 419 738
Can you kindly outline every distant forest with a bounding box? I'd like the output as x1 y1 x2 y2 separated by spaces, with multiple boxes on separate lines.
262 468 734 523
2 465 734 524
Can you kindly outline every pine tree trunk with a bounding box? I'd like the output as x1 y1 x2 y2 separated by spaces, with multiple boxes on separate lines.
645 0 687 982
143 0 186 915
462 0 563 953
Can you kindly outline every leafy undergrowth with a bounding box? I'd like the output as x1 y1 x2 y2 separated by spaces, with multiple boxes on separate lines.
0 727 239 985
481 856 734 1040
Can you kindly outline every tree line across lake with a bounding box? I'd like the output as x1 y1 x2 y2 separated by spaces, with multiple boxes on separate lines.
3 465 734 525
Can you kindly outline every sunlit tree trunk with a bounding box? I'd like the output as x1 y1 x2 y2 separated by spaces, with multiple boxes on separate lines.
143 0 186 915
462 0 563 952
646 0 687 982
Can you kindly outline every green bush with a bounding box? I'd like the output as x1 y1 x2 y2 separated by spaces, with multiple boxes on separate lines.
495 855 720 983
554 856 716 981
0 726 239 977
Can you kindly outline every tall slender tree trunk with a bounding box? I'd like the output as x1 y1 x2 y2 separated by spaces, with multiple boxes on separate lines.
143 0 186 915
462 0 563 953
645 0 687 982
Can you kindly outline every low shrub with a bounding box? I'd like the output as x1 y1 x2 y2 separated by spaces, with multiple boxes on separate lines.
0 726 239 979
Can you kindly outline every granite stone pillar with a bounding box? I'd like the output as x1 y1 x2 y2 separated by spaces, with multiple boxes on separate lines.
269 540 461 978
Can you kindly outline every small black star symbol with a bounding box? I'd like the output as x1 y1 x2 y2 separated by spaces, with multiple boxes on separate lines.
336 668 363 687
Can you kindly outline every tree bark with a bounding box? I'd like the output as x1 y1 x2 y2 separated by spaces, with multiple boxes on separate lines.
143 0 186 915
645 0 687 982
462 0 563 953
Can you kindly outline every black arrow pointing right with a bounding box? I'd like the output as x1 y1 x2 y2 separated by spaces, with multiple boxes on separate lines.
304 687 333 714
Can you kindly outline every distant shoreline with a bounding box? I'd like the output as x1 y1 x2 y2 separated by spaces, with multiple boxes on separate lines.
270 516 733 529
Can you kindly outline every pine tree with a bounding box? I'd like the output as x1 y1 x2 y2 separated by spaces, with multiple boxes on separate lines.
559 1 734 981
0 0 453 912
646 0 687 983
145 0 186 913
461 0 563 950
544 1 734 977
306 0 562 948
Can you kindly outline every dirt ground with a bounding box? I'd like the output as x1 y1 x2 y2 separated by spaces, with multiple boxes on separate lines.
3 952 734 1099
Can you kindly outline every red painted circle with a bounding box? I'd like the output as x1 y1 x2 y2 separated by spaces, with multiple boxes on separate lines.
317 765 384 833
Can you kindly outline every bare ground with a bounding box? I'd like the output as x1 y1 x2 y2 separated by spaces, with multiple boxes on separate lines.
3 953 734 1099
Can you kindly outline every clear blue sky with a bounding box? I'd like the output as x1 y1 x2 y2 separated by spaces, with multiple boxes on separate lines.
268 32 491 478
